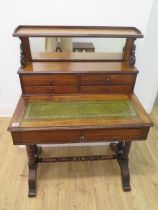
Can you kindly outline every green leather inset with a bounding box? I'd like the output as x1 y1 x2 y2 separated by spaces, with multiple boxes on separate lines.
23 100 137 121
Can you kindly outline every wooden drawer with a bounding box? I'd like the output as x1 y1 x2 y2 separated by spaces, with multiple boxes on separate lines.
80 74 134 85
83 128 148 142
12 130 81 144
23 85 78 95
21 75 77 86
80 85 132 94
12 128 149 145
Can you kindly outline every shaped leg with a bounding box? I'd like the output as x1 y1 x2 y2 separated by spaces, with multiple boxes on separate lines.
119 141 131 191
110 141 132 191
33 145 41 157
26 145 38 197
118 158 131 191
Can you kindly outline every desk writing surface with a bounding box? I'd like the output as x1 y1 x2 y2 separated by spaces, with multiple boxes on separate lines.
8 94 152 130
23 100 136 121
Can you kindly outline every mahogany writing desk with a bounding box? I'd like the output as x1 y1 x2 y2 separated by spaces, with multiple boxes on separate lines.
8 26 153 197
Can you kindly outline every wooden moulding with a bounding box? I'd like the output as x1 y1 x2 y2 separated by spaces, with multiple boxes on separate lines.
13 25 143 38
17 61 139 74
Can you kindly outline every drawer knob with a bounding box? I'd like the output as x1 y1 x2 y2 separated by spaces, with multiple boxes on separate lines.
49 87 53 91
49 80 53 85
105 86 109 91
80 136 85 143
105 78 111 83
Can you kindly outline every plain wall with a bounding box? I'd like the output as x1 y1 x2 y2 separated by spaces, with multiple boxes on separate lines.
134 0 158 110
0 0 155 116
154 93 158 104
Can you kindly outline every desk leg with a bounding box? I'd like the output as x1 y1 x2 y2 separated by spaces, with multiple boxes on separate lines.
26 145 38 197
33 145 41 157
110 141 131 191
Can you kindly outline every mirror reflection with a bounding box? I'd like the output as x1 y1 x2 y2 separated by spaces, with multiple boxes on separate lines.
29 37 126 60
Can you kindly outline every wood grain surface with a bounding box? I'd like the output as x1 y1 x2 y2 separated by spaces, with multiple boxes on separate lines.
18 61 138 73
0 107 158 209
13 25 143 38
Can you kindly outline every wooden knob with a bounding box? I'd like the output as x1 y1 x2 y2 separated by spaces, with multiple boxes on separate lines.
105 86 109 91
105 78 111 83
49 87 53 92
80 136 85 143
49 80 53 85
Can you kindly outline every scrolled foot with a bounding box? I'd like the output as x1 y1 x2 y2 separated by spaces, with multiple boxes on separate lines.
123 184 131 192
28 189 36 197
118 159 131 192
28 165 37 198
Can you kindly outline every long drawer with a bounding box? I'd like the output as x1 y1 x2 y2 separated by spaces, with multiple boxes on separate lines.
80 85 132 94
23 85 78 94
21 75 77 86
21 74 135 86
23 85 132 95
80 74 135 85
11 128 149 145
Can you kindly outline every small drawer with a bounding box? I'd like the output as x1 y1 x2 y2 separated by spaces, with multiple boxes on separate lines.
21 75 77 86
80 85 132 94
23 85 78 95
80 74 134 85
83 128 145 142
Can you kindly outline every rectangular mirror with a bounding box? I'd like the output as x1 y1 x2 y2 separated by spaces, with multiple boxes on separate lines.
29 37 126 61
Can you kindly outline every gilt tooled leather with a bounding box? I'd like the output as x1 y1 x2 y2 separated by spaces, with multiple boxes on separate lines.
23 100 137 121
